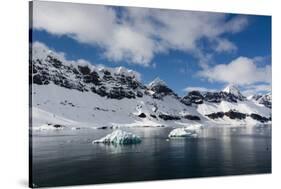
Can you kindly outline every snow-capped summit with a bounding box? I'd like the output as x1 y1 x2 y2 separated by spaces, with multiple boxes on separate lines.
181 84 246 106
223 84 243 97
147 77 177 99
148 77 167 88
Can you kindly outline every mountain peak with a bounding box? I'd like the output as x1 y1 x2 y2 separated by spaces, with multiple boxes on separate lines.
223 84 242 97
148 77 167 87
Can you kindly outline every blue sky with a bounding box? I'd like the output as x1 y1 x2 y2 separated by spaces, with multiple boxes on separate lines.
32 1 271 96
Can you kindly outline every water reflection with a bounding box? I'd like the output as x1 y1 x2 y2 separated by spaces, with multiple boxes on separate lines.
31 125 271 187
94 143 142 154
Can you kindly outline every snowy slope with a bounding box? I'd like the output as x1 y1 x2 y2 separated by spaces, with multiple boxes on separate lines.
32 84 201 128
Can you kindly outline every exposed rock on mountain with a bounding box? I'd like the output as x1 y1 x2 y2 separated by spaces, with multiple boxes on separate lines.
147 77 177 99
181 85 246 106
206 110 271 122
248 93 272 108
31 43 146 100
31 42 272 128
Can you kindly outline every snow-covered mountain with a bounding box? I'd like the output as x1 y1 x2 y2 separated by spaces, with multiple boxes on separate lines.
248 93 272 109
30 43 272 129
223 84 245 100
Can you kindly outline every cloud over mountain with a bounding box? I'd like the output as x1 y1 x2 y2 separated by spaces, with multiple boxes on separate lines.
33 1 248 66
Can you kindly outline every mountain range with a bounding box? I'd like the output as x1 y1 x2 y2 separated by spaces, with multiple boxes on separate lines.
30 43 272 129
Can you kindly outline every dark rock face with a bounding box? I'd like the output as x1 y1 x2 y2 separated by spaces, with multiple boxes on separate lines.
95 86 107 97
83 71 101 85
181 91 204 105
218 92 240 103
108 87 136 100
138 113 146 118
181 90 246 106
46 55 63 69
150 114 157 119
250 113 270 123
32 74 49 85
32 59 87 92
136 91 143 98
31 53 146 100
147 79 177 99
224 110 246 120
158 113 201 121
180 97 192 106
182 115 201 120
206 110 270 122
97 126 108 130
260 100 272 109
53 124 64 128
251 94 272 109
103 73 114 81
33 74 43 85
149 85 176 99
158 113 181 121
150 85 173 95
204 92 222 103
78 65 91 75
206 112 224 119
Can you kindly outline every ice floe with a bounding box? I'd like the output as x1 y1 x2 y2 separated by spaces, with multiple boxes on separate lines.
92 130 141 144
168 127 198 138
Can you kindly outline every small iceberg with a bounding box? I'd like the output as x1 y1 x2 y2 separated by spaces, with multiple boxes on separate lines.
92 130 142 145
168 128 198 138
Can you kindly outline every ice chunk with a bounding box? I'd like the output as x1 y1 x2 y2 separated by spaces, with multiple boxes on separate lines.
168 128 198 138
92 130 141 144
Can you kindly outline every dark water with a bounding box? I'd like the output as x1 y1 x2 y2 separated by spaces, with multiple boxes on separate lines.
30 126 271 187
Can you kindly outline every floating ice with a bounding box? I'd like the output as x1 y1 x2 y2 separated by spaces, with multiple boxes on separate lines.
168 128 198 138
92 130 142 145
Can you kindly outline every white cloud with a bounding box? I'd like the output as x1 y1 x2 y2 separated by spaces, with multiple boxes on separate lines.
33 2 117 45
183 86 217 92
242 84 271 96
214 38 237 53
224 15 249 33
198 56 271 85
103 26 156 66
33 1 249 66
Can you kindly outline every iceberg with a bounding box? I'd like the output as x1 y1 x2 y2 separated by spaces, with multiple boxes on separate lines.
92 130 142 144
168 128 198 138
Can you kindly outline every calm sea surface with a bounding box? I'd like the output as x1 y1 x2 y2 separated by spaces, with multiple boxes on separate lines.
30 126 271 187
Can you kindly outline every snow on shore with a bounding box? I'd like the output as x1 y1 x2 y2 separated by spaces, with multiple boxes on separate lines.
32 124 66 131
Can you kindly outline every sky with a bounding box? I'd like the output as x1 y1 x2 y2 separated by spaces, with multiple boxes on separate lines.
31 1 271 97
